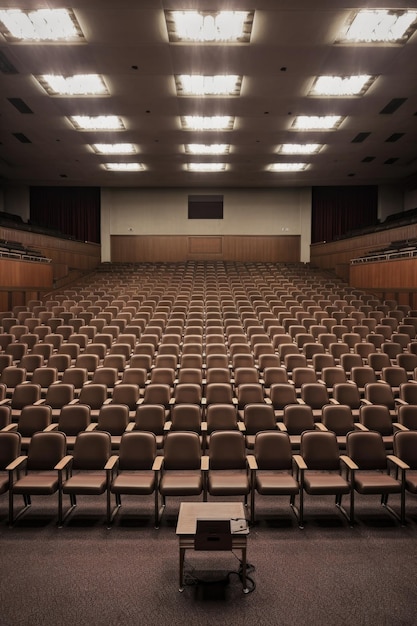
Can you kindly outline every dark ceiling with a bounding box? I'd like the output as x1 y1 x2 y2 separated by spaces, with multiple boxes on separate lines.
1 0 417 189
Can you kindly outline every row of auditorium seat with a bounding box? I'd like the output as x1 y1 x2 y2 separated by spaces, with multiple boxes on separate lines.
1 261 417 526
1 428 417 528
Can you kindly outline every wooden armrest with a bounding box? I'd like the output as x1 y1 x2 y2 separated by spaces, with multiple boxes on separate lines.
55 455 73 471
6 455 27 471
393 423 408 431
247 455 258 471
2 423 17 432
44 423 58 432
316 422 328 431
356 423 368 431
293 454 307 470
85 423 97 431
105 455 119 471
33 399 45 405
277 423 287 432
200 422 207 432
340 455 358 471
387 454 410 471
164 421 172 432
237 422 246 432
152 456 164 471
125 422 135 432
201 456 209 471
0 399 11 406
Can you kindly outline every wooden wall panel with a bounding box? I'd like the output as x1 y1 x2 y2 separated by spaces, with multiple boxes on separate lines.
111 235 300 263
188 237 222 255
350 258 417 306
310 222 417 272
0 226 100 279
0 259 52 288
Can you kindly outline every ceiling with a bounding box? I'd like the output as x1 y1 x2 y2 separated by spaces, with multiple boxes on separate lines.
1 0 417 190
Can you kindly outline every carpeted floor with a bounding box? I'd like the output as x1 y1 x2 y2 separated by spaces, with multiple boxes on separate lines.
1 492 416 626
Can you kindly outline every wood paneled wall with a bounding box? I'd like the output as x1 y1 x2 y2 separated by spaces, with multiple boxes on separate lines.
350 259 417 308
0 226 100 279
0 259 53 310
111 235 300 263
310 222 417 307
310 223 417 273
0 226 100 309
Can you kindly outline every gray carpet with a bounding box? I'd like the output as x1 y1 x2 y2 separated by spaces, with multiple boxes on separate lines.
1 493 416 626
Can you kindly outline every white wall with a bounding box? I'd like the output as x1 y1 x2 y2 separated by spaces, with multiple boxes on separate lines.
101 187 312 262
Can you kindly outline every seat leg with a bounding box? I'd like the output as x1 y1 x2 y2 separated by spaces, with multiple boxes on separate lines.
250 488 255 525
298 489 304 529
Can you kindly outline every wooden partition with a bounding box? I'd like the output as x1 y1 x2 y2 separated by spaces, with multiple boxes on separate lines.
0 225 100 309
310 222 417 306
0 258 52 310
350 258 417 308
310 223 417 275
111 235 300 263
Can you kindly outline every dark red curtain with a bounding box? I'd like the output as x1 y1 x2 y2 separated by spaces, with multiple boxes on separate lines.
311 186 377 244
30 187 100 243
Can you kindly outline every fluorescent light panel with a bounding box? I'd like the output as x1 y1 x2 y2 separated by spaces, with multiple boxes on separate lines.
176 75 242 96
104 163 143 171
182 116 234 130
166 11 253 43
38 74 108 96
0 8 83 41
188 163 226 172
186 144 229 155
279 144 322 155
270 163 308 172
292 116 343 130
340 9 417 43
93 144 136 155
311 75 374 96
70 116 124 130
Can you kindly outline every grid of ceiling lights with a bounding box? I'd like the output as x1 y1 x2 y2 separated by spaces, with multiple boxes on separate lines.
0 7 417 175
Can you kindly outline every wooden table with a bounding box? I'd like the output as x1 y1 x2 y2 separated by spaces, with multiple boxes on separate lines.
176 502 249 593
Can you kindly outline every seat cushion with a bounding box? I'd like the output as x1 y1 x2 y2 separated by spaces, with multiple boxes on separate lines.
208 470 250 496
159 471 202 496
63 473 107 494
304 472 350 495
111 472 155 495
13 473 59 495
256 471 299 495
354 473 401 494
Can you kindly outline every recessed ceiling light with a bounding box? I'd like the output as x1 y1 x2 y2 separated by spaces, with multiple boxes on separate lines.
182 116 234 130
104 163 143 171
310 75 374 96
70 116 124 130
292 116 344 130
279 144 322 155
339 9 417 43
187 163 226 172
166 11 253 43
269 163 308 172
185 144 230 155
37 74 108 96
0 8 83 41
92 144 136 155
176 75 242 96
